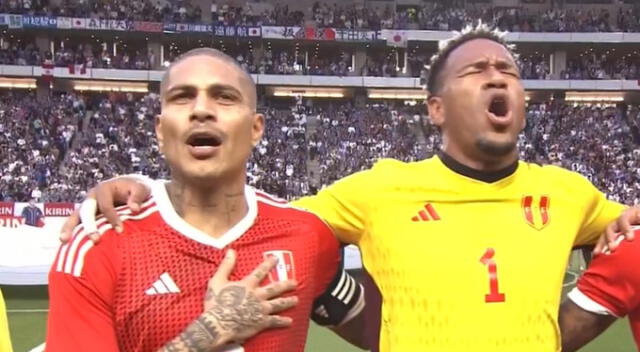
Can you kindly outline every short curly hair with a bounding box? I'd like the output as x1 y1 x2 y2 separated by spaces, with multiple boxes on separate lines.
424 23 519 98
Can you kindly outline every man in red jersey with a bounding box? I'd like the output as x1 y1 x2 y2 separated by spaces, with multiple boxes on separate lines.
560 226 640 351
46 48 365 352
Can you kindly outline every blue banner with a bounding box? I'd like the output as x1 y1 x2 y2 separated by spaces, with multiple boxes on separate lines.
22 16 57 28
163 23 260 36
0 13 263 36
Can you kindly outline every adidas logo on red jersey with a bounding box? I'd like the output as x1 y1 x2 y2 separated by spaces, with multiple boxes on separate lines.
145 272 180 295
411 203 441 222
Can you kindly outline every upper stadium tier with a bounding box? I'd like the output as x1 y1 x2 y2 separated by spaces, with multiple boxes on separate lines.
1 0 640 96
2 0 640 32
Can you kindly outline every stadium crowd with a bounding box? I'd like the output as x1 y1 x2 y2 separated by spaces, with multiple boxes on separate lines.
0 91 85 203
522 102 640 205
562 51 640 80
215 47 352 76
16 38 640 81
2 91 640 206
0 42 42 66
2 0 640 32
48 44 155 70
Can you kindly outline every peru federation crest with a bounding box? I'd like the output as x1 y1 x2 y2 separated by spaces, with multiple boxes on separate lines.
521 195 550 230
263 250 296 283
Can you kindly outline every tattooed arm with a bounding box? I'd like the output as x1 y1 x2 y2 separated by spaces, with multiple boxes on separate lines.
160 312 231 352
158 249 298 352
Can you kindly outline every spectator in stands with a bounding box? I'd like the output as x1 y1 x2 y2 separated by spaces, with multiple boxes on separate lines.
21 198 43 227
3 93 640 206
0 91 84 202
31 187 42 202
4 36 640 81
519 54 550 80
2 0 640 33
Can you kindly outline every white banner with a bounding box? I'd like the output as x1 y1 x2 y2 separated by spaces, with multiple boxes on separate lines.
385 30 408 47
0 201 363 285
261 25 300 39
85 18 130 31
7 14 23 28
71 18 86 28
56 16 72 29
0 221 62 268
0 218 67 285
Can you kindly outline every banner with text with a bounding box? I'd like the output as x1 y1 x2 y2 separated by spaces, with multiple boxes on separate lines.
0 202 14 217
86 18 132 31
262 26 379 42
164 22 212 33
0 14 23 28
0 215 25 228
133 21 164 33
0 202 76 228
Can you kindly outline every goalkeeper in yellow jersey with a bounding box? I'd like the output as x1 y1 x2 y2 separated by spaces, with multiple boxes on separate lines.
61 24 640 351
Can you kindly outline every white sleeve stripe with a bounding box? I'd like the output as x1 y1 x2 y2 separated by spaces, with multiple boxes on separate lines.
337 283 366 327
331 270 347 297
72 241 94 277
337 275 354 301
62 207 133 274
94 199 156 224
60 225 88 272
94 206 157 234
66 221 112 275
64 233 88 274
568 287 619 317
55 243 70 272
65 206 158 277
341 277 357 304
56 224 85 271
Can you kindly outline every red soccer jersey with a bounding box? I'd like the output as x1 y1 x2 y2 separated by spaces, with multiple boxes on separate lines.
46 182 341 352
569 227 640 350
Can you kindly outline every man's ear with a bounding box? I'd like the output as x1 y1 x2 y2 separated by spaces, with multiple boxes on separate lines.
427 95 445 127
251 113 265 147
155 114 164 151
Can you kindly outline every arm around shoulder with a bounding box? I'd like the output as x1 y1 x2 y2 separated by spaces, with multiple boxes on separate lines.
293 169 375 245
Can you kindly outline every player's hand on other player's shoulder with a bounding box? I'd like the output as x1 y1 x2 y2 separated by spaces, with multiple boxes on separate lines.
595 206 640 255
159 249 298 351
60 174 152 244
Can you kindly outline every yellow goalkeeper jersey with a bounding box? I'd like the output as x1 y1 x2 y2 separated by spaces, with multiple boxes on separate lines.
293 155 624 352
0 289 12 352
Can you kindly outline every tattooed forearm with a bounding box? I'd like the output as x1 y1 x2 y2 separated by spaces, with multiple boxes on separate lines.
159 312 225 352
181 313 221 351
161 341 183 352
